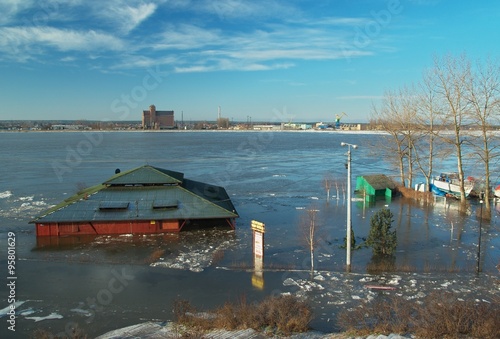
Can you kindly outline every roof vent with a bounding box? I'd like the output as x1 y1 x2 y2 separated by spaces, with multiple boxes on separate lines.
99 201 129 210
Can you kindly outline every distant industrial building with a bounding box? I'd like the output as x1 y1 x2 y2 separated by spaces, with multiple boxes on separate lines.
31 165 238 236
142 104 175 129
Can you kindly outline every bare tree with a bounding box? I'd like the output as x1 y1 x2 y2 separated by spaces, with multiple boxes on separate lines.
300 208 319 275
413 69 443 190
431 54 473 204
371 86 420 188
371 98 407 187
323 173 333 202
465 57 500 212
217 117 230 129
395 84 421 188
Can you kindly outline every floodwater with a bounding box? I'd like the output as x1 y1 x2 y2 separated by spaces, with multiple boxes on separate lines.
0 131 499 337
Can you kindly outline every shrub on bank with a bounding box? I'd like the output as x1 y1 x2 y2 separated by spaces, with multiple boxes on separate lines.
173 294 312 336
337 291 500 338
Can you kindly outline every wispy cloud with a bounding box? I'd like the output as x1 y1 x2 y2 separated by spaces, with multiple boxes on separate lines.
60 56 76 62
154 24 222 50
0 26 125 62
0 0 35 25
168 0 298 20
304 16 372 26
93 1 158 34
128 21 374 72
0 0 388 71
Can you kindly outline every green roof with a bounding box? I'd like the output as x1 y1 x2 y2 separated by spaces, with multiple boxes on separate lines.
104 165 184 185
359 174 396 190
31 165 238 224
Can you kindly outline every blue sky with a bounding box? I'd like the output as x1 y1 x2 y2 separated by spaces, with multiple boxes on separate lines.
0 0 499 123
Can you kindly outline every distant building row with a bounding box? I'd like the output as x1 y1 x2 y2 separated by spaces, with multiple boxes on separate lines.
142 104 175 129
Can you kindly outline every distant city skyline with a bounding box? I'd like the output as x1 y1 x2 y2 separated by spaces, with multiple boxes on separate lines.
0 1 499 123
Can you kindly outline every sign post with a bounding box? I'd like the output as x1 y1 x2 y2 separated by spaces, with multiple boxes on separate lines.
251 220 265 289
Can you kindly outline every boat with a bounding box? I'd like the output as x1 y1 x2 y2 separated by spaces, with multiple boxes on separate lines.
364 285 397 290
494 185 500 198
430 172 475 198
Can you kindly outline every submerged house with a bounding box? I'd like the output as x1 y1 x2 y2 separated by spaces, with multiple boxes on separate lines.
31 165 238 237
355 174 397 201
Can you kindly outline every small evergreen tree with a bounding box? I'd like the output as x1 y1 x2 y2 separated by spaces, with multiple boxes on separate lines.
366 208 397 256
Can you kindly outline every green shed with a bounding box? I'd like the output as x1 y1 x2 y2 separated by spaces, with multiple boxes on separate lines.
355 174 396 201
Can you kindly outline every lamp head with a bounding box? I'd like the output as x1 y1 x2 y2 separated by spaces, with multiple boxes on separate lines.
340 142 346 146
353 144 358 149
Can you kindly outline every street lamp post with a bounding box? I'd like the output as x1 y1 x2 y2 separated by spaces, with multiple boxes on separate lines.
477 192 484 273
341 142 357 272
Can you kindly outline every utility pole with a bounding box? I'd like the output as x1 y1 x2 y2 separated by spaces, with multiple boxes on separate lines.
477 192 484 273
341 142 357 272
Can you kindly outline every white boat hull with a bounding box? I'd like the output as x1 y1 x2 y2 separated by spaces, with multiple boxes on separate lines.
431 173 474 198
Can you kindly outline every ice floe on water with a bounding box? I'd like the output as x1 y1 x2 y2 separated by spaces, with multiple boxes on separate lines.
71 307 93 317
150 230 239 272
25 312 64 322
278 270 500 324
0 191 51 220
0 190 13 199
0 300 26 318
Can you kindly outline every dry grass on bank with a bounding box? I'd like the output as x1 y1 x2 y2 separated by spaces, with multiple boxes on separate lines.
337 291 500 339
173 294 312 336
397 185 435 204
32 325 88 339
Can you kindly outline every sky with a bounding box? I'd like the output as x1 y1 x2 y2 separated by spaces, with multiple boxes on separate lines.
0 0 499 123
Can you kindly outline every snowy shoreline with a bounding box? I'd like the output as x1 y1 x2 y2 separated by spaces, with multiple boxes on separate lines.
95 321 413 339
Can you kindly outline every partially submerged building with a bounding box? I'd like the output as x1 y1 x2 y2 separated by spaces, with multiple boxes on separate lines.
31 165 238 236
355 174 397 202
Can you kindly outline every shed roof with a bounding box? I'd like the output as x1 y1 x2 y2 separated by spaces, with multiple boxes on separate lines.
361 174 396 190
31 165 238 224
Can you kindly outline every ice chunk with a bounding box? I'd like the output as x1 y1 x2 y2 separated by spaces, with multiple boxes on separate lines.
26 312 63 322
387 277 401 285
0 301 26 317
0 190 13 199
283 278 297 286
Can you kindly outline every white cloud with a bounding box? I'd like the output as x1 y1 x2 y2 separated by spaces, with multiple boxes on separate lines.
114 55 178 69
0 1 386 71
0 26 125 62
0 0 35 25
166 0 298 20
147 22 374 72
154 24 222 50
60 56 76 62
94 1 158 34
311 17 373 26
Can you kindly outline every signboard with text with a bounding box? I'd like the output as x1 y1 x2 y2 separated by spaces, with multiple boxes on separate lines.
251 220 265 233
251 220 265 289
254 230 263 257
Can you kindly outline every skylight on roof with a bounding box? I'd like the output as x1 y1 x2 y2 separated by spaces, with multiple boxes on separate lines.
152 200 178 209
99 201 129 210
